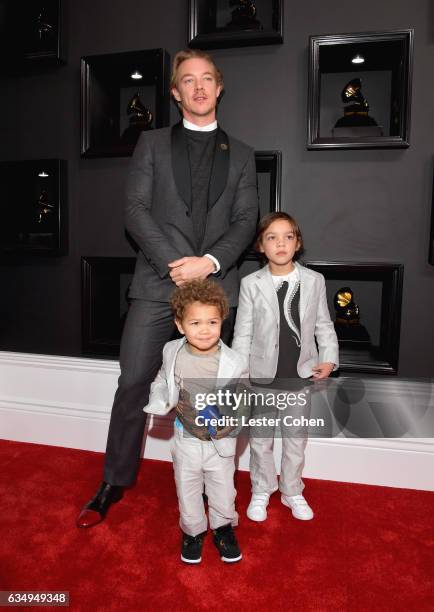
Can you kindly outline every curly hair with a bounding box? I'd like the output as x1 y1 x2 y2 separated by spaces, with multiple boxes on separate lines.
170 279 229 321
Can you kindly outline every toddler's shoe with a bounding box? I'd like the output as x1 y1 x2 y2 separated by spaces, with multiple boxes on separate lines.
281 494 314 520
246 492 271 522
212 524 242 563
181 531 206 564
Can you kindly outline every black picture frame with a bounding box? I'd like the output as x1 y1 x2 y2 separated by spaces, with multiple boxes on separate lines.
0 159 68 255
0 0 66 71
188 0 283 49
243 150 282 261
307 30 413 150
305 261 403 374
81 48 170 158
81 256 136 357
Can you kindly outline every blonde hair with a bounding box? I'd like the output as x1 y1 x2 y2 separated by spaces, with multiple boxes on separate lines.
170 49 224 92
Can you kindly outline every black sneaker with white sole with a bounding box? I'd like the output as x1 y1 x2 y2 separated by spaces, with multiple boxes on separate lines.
181 531 205 564
212 524 242 563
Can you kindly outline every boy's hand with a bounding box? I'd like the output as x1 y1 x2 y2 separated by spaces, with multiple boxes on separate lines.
312 362 334 380
168 256 215 286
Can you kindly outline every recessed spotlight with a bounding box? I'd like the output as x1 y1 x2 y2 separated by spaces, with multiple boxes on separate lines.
38 171 49 178
351 54 365 65
131 70 143 80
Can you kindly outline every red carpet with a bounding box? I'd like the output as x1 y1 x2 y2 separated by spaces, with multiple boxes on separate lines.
0 439 433 612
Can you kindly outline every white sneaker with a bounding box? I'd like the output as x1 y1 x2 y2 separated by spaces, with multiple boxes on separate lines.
281 494 314 520
246 493 271 522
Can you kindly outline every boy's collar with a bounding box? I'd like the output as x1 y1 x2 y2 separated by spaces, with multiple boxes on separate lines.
180 336 223 354
257 261 302 278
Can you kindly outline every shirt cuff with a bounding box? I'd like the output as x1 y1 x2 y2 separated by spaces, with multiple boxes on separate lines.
204 254 221 274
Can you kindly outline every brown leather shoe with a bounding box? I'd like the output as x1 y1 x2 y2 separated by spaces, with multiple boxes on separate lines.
76 482 124 528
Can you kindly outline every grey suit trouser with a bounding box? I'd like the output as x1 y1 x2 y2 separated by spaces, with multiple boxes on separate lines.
249 387 311 497
171 426 238 536
104 299 235 487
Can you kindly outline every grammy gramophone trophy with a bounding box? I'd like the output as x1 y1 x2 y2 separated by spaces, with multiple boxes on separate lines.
25 188 56 248
226 0 262 31
24 6 56 54
332 78 383 137
121 93 153 145
333 287 371 349
36 189 55 224
36 9 54 42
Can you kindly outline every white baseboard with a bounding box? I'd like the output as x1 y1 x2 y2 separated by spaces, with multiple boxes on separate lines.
1 351 433 491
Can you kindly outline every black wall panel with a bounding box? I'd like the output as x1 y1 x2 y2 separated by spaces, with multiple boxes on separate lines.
0 0 433 375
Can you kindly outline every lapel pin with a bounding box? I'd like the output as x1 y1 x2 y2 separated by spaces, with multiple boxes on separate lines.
220 143 228 151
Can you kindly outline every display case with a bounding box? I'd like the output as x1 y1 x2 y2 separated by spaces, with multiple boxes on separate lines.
81 256 136 357
189 0 283 49
81 48 170 158
307 30 413 149
305 261 403 374
0 159 67 255
0 0 66 71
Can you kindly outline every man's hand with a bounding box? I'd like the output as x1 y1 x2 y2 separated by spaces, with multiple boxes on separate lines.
311 362 334 380
168 256 215 286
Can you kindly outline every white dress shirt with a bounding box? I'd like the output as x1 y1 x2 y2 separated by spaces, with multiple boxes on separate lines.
271 266 300 290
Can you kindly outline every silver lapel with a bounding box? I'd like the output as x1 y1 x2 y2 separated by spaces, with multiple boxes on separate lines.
167 337 186 404
254 266 280 321
297 262 315 322
217 342 238 380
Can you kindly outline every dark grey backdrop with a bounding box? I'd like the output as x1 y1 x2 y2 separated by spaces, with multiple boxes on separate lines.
0 0 433 376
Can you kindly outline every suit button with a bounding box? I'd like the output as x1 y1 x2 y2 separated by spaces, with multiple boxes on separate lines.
185 210 190 217
274 344 278 348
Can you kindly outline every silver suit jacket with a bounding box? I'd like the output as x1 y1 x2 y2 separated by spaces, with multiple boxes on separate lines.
232 262 339 382
143 337 248 457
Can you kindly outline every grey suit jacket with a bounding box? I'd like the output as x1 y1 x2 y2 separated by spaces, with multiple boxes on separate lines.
125 122 258 306
143 337 249 457
232 262 339 381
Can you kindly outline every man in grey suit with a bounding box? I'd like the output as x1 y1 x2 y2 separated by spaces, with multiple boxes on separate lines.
77 49 259 527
